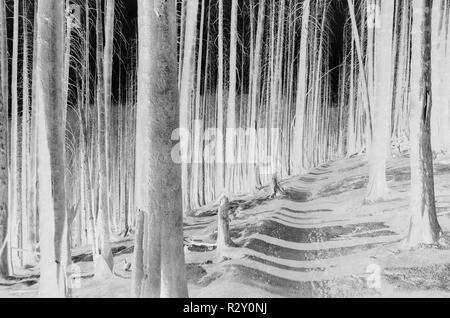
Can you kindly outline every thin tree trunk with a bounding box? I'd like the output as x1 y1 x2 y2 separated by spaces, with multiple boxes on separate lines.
226 0 238 191
248 0 265 188
179 0 198 214
10 0 20 269
21 0 33 266
103 0 115 234
293 0 310 174
216 0 225 195
0 0 9 278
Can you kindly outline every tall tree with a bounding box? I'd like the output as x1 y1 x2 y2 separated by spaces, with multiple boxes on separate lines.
95 0 114 275
134 0 188 298
407 0 442 247
104 0 115 224
293 0 310 174
216 0 225 194
36 0 68 297
0 0 9 279
226 0 238 191
10 0 19 268
179 0 198 214
21 0 33 267
365 0 394 203
248 0 266 188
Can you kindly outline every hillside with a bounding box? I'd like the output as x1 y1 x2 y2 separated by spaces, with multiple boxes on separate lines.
2 155 450 298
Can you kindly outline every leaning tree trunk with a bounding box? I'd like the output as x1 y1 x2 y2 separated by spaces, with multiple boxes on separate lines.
36 0 68 298
407 0 442 247
134 0 188 298
0 0 8 278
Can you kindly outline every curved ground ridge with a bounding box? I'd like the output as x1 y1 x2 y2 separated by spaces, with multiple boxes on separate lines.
181 156 429 298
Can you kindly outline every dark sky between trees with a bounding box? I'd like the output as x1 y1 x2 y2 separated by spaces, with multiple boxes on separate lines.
2 0 348 111
120 0 348 103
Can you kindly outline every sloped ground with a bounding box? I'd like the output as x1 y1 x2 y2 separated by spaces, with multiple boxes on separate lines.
2 155 450 298
184 155 450 298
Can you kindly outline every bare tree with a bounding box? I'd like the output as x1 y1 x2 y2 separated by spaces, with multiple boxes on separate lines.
95 0 114 276
407 0 442 247
293 0 310 174
179 0 198 214
0 0 8 279
36 0 68 298
134 0 188 298
365 0 394 203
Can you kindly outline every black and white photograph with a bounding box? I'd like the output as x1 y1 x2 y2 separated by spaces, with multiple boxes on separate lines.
0 0 450 300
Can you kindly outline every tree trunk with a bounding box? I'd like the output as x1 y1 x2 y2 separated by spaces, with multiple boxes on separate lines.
407 0 442 247
0 0 9 278
10 0 20 269
226 0 238 191
179 0 198 214
293 0 310 175
95 0 114 276
135 0 188 298
36 0 67 298
365 0 394 203
217 196 233 255
21 0 33 267
216 0 225 195
103 0 115 233
130 210 145 297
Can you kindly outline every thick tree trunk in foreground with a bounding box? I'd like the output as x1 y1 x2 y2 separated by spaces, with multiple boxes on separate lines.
36 0 68 298
135 0 188 298
365 0 394 203
407 0 442 247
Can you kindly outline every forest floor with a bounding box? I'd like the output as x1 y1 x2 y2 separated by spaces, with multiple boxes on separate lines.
2 154 450 298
